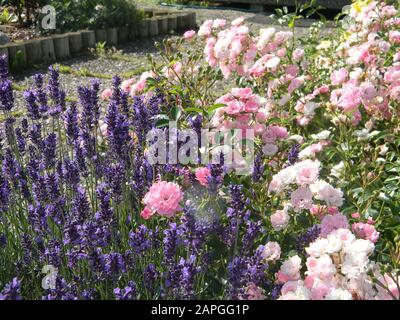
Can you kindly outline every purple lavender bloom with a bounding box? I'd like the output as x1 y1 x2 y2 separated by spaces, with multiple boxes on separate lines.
252 151 264 182
33 73 48 114
296 225 321 253
163 222 182 265
288 143 300 165
15 127 26 154
114 281 137 300
0 171 11 213
111 75 122 105
62 158 80 188
241 216 263 254
100 252 126 276
24 90 40 120
270 283 283 300
47 65 61 103
42 277 78 300
144 263 159 294
0 278 22 300
72 186 90 222
78 85 96 130
73 140 87 174
43 133 57 168
104 161 125 200
63 102 79 143
0 54 9 80
106 101 131 160
0 79 14 112
129 225 153 255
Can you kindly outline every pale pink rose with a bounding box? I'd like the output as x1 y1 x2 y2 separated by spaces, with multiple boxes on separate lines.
320 213 349 237
389 30 400 44
101 88 113 100
330 68 348 86
143 181 183 218
327 207 339 215
270 208 290 231
297 116 310 126
292 48 305 61
198 20 213 37
140 207 154 220
277 255 302 283
183 30 196 40
310 281 332 300
256 109 269 122
254 123 266 136
352 222 380 243
286 64 299 78
195 167 211 187
266 56 280 69
296 160 320 185
231 17 245 26
121 79 135 93
291 186 313 212
212 19 226 29
261 242 281 262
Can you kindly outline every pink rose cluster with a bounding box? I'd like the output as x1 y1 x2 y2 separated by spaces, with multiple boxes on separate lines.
212 87 265 133
327 1 399 123
198 18 257 78
277 225 385 300
141 181 183 219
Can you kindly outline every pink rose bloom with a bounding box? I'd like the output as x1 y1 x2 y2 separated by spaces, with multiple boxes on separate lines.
351 212 361 219
310 204 326 217
256 109 269 122
352 222 380 243
296 160 320 185
195 167 211 186
140 207 154 220
320 213 349 237
101 88 113 101
254 123 266 136
183 30 196 40
269 125 288 139
291 186 313 212
292 48 304 61
270 208 290 231
261 242 281 262
231 17 245 26
121 79 135 93
143 181 183 218
330 68 348 86
277 255 302 283
389 30 400 44
212 19 227 29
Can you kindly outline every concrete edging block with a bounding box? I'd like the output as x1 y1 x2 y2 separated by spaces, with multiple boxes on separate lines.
81 30 96 49
25 39 43 65
52 34 70 60
7 43 27 69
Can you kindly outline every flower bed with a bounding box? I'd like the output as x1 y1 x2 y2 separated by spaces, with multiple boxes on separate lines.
0 0 399 300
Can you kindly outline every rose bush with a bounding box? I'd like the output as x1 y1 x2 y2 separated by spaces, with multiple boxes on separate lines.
0 0 399 300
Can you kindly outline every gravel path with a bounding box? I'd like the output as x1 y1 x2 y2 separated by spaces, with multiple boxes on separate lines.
9 4 335 111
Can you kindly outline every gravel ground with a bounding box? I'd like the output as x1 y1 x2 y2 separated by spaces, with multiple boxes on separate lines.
9 4 335 111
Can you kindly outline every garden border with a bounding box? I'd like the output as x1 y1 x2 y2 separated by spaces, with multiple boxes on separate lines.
0 10 196 71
